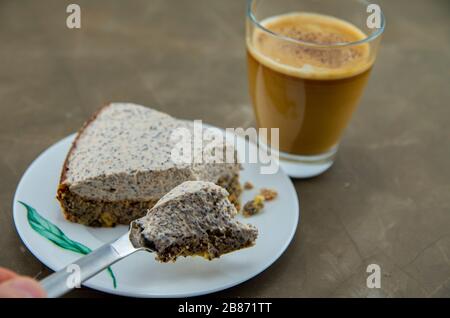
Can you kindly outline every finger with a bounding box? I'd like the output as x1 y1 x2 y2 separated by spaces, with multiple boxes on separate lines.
0 268 18 283
0 276 47 298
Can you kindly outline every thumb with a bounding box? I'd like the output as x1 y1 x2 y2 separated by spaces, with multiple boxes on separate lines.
0 276 47 298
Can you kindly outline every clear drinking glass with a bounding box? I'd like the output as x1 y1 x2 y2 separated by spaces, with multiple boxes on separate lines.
246 0 385 178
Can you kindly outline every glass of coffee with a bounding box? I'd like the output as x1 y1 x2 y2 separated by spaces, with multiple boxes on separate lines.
246 0 385 178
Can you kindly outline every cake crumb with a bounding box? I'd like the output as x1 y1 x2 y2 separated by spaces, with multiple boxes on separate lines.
228 193 241 212
242 195 265 217
243 181 254 190
260 188 278 201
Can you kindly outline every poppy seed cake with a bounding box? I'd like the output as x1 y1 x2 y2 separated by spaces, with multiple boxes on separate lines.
57 103 242 227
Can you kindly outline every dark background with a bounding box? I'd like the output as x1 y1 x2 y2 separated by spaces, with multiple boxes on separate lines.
0 0 449 297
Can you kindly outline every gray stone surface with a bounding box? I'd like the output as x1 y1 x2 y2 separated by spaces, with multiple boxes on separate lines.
0 0 449 298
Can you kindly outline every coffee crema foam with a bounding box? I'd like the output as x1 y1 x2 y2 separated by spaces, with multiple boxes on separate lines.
248 13 374 80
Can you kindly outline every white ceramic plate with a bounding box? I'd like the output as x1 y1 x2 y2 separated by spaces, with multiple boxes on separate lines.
13 129 299 298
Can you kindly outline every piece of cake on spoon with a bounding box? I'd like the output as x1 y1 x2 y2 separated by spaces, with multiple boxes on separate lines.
130 181 258 262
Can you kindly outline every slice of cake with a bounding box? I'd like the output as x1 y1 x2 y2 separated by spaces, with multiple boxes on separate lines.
130 181 258 262
57 103 241 227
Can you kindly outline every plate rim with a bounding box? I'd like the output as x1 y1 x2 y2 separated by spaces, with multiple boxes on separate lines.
13 131 300 298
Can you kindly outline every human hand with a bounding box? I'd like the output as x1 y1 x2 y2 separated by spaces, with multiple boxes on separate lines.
0 267 46 298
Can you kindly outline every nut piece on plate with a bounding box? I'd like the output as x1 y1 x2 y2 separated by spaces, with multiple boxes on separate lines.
260 188 278 201
242 195 265 217
243 181 254 190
